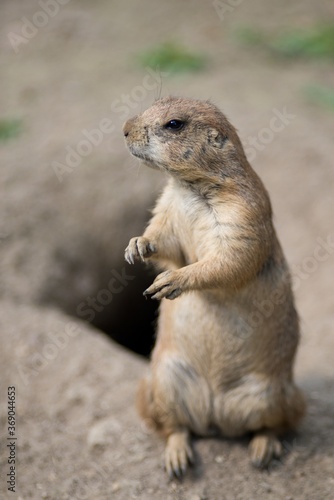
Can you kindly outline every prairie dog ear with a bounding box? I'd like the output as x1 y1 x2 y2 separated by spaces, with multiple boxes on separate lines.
207 128 227 148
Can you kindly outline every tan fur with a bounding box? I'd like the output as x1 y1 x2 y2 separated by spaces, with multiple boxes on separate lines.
123 97 305 477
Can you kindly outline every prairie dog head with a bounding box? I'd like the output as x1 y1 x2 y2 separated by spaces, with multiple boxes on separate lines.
123 96 247 181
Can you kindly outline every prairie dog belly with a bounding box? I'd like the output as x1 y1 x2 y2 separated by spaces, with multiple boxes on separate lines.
154 272 297 390
153 291 253 386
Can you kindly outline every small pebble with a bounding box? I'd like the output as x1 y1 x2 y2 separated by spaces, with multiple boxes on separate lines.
111 482 121 492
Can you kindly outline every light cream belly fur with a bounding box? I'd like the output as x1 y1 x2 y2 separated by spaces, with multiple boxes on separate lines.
150 291 300 437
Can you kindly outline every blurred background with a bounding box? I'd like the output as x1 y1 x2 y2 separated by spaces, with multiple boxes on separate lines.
1 0 334 498
1 0 334 357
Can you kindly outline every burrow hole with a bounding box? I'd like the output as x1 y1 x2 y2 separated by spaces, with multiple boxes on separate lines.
86 262 159 357
40 242 159 358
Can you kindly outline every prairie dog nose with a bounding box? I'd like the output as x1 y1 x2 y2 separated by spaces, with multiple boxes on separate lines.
123 116 137 138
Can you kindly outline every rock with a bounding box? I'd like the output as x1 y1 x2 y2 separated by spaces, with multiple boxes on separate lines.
87 418 123 448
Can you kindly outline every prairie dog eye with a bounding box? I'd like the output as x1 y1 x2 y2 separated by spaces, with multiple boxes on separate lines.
164 119 185 131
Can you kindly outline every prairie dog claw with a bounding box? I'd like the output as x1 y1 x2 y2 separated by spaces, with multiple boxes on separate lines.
125 237 156 264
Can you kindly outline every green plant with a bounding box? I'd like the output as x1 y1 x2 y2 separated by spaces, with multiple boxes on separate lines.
271 25 334 59
0 119 22 141
138 42 206 73
235 25 334 60
304 84 334 110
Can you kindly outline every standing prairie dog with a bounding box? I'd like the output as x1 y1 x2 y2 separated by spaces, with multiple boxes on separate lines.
123 96 305 477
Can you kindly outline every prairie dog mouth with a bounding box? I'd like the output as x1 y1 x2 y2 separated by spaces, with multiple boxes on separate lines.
129 148 149 160
127 144 160 170
129 146 151 161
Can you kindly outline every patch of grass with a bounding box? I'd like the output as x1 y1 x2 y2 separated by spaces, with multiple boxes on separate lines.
234 27 266 47
304 84 334 110
0 118 22 142
138 42 206 73
235 25 334 60
271 26 334 59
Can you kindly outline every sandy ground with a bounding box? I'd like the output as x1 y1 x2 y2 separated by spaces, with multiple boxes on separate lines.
1 0 334 498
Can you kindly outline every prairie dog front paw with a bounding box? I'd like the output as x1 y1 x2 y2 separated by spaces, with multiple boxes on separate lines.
125 237 157 264
144 270 183 300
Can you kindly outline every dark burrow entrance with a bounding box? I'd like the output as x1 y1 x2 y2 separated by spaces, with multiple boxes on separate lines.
39 232 160 358
86 262 159 357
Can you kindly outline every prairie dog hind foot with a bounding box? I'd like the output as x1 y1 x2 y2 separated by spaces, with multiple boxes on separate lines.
164 430 194 478
249 431 283 468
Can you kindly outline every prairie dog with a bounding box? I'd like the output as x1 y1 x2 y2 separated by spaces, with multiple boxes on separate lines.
123 97 305 477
